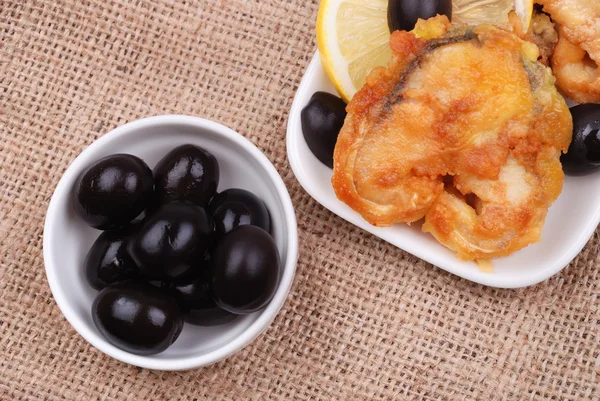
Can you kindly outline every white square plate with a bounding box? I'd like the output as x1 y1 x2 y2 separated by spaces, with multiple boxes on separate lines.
286 53 600 288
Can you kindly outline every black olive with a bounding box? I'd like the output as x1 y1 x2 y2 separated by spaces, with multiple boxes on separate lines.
147 280 169 289
387 0 452 33
153 144 220 207
166 266 237 326
92 281 183 355
212 225 280 314
128 202 212 279
561 104 600 176
73 154 153 230
301 92 347 168
84 225 140 290
208 188 271 240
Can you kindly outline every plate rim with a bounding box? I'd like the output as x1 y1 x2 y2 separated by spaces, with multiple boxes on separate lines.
286 51 600 289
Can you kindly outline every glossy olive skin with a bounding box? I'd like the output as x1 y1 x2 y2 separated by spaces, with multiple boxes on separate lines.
212 226 281 314
153 144 220 207
301 92 347 168
84 225 139 290
561 104 600 176
208 188 271 239
387 0 452 32
92 281 183 355
73 154 153 230
128 202 213 279
167 267 237 326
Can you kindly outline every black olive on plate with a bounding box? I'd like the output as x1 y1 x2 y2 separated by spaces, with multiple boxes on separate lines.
92 281 183 355
387 0 452 33
84 225 139 290
153 144 220 207
301 92 347 168
561 104 600 176
212 225 281 314
73 154 153 230
128 202 212 279
166 266 237 326
208 188 271 239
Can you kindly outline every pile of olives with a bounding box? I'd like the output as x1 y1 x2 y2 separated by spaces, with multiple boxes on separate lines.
73 144 281 355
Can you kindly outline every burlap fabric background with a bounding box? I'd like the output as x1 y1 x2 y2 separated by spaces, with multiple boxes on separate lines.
1 0 599 399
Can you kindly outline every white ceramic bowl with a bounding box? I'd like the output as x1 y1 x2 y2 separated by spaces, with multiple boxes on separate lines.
44 115 298 370
287 53 600 289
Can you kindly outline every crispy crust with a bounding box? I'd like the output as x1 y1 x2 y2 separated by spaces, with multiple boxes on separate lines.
331 16 572 260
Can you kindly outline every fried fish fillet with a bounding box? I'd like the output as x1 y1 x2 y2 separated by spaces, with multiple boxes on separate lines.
537 0 600 103
332 16 572 260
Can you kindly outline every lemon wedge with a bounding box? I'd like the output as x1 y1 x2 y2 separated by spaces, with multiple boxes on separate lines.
316 0 391 102
453 0 533 32
316 0 534 102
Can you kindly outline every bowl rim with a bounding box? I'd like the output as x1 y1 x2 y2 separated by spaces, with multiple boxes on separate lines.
43 115 298 370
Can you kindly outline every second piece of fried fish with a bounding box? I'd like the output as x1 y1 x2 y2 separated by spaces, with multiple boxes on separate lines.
537 0 600 103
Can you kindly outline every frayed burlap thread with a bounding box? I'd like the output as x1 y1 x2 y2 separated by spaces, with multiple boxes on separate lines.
1 0 599 400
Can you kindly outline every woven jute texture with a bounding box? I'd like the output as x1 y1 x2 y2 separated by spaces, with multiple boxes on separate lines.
1 0 599 399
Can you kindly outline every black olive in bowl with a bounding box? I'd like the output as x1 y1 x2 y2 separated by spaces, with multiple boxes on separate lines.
212 225 281 314
166 267 237 326
84 225 140 290
153 144 220 207
208 188 271 239
128 202 213 279
92 281 183 356
72 154 153 230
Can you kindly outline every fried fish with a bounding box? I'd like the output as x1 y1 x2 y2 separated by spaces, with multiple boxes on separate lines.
332 16 572 260
537 0 600 103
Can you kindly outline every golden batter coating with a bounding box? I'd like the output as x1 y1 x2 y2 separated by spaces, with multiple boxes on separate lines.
332 16 572 260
